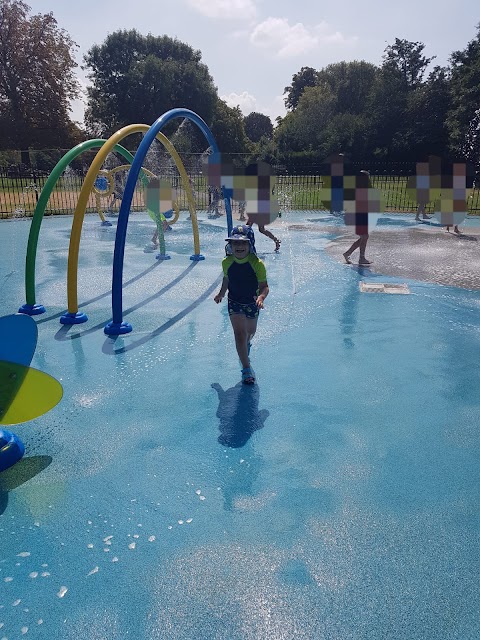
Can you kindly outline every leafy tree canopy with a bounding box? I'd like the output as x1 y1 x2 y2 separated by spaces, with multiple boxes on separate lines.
208 100 250 158
317 61 379 115
84 30 218 137
382 37 435 88
0 0 80 149
367 39 440 160
276 84 335 157
446 24 480 160
244 112 273 142
284 66 318 110
278 61 378 159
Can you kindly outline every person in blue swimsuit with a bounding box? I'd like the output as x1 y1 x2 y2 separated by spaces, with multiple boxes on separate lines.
214 225 269 385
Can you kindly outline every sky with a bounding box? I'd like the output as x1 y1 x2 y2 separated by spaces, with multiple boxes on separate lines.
33 0 479 126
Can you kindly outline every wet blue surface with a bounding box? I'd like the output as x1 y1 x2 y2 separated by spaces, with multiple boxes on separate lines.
0 211 479 639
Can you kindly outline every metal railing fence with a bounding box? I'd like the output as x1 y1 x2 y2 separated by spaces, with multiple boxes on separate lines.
1 170 479 219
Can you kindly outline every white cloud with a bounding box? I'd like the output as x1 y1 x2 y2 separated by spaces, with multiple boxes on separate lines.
221 91 286 123
187 0 257 20
250 17 356 58
261 95 287 123
221 90 257 114
230 28 251 39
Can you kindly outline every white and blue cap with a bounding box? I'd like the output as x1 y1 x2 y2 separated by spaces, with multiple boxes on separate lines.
225 225 256 254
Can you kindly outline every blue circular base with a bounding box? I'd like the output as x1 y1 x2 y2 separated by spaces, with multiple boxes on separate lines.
0 429 25 472
18 303 46 316
190 254 205 261
156 254 171 260
60 311 88 325
101 220 113 226
104 320 132 335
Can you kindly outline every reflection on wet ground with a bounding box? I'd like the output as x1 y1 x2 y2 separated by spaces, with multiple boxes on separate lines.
318 214 480 290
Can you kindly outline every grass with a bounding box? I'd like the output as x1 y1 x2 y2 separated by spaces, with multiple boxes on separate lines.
1 174 479 217
284 175 480 213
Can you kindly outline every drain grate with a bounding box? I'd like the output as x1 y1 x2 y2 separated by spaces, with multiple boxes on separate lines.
359 282 410 294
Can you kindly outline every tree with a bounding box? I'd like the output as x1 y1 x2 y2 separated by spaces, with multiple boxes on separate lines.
317 61 378 115
322 113 371 158
367 39 436 160
278 40 454 163
382 37 435 89
446 25 480 159
277 62 378 160
0 0 80 150
208 100 250 157
84 30 218 137
462 107 480 174
284 66 318 110
274 111 305 155
276 84 336 157
244 112 273 142
403 66 451 159
249 136 278 166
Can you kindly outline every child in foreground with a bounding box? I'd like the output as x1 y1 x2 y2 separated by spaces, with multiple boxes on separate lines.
214 226 269 385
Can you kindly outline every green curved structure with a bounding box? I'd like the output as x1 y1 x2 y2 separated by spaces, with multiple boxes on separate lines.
19 139 136 315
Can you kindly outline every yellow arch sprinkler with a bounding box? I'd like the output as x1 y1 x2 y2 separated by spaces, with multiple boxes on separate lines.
60 125 199 325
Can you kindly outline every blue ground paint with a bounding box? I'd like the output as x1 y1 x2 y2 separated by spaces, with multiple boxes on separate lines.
0 212 478 639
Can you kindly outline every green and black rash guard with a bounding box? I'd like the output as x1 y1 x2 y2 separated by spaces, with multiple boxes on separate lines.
222 254 267 305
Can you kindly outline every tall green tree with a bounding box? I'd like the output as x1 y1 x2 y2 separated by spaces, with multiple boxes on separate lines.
382 37 435 88
276 84 336 157
244 112 273 142
249 136 278 166
317 61 378 115
0 0 80 150
368 38 437 159
208 100 250 157
274 111 304 155
446 25 480 160
404 66 451 159
284 66 318 110
462 108 480 171
84 30 218 137
278 62 378 160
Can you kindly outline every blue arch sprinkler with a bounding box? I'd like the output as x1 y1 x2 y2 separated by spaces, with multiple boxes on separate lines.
104 108 229 336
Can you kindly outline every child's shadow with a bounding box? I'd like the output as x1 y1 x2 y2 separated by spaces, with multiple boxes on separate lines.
211 382 269 448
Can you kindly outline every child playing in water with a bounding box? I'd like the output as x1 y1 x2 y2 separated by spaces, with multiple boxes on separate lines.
151 210 173 247
243 163 281 251
342 170 373 265
246 215 281 251
214 225 269 385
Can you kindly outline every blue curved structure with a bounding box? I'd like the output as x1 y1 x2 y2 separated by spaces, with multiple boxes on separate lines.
105 108 232 336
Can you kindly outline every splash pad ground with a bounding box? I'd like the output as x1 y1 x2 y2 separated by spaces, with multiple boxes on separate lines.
0 210 479 640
